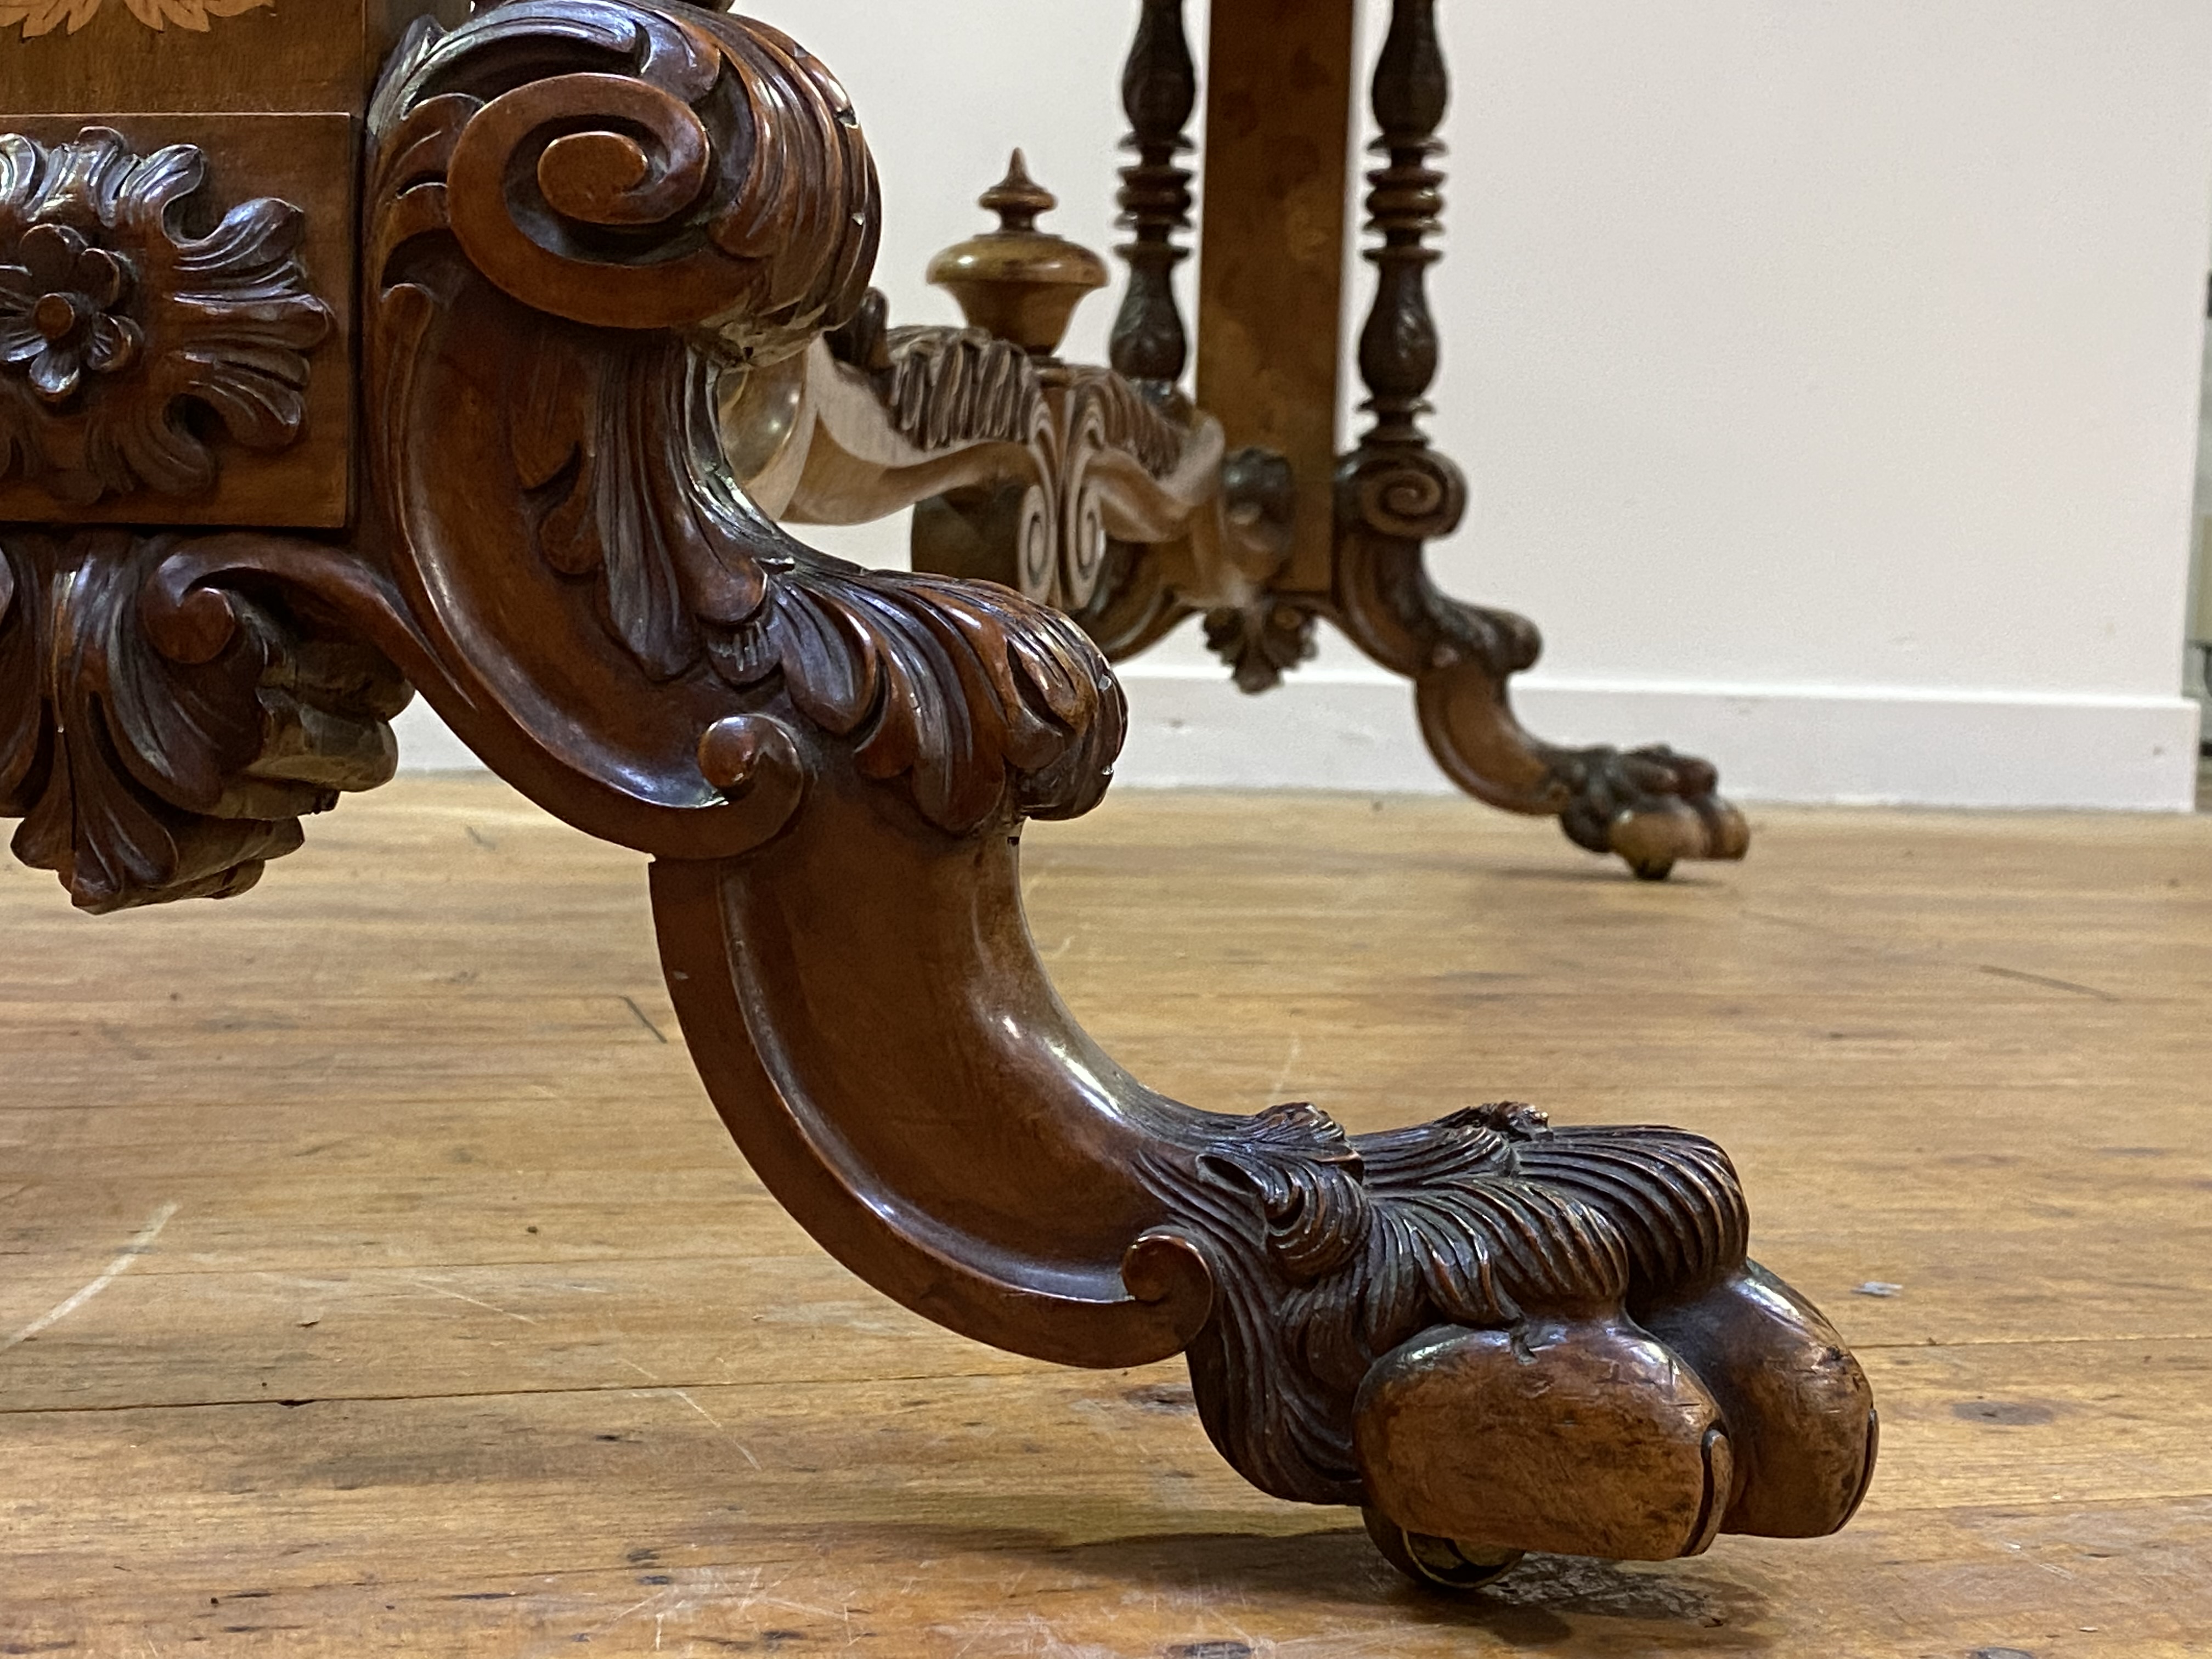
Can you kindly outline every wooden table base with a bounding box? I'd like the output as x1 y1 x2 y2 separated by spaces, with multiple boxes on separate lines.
889 0 1752 882
0 0 1868 1597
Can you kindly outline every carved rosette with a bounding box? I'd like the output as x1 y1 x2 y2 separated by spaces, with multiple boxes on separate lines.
0 127 332 506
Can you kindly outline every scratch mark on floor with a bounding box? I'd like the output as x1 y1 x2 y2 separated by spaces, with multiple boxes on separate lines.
670 1387 763 1469
465 826 498 851
622 996 671 1043
3 1200 180 1351
1979 964 2119 1002
516 1584 680 1659
402 1277 539 1325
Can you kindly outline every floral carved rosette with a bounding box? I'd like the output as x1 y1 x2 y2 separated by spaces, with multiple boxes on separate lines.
0 126 331 505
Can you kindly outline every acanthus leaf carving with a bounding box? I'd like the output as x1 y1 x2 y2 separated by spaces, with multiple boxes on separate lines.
368 0 1122 845
0 531 407 913
771 555 1125 831
1204 599 1316 696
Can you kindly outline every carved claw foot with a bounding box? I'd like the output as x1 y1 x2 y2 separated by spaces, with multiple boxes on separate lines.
1355 1273 1877 1583
1334 485 1751 880
1546 742 1752 882
1357 1317 1737 1565
1640 1264 1882 1539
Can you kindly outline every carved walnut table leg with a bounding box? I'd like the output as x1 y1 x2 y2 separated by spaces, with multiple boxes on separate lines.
1328 0 1750 881
1 0 1872 1597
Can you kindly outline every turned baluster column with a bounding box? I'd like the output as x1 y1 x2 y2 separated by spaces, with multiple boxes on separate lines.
1355 0 1459 488
1110 0 1198 397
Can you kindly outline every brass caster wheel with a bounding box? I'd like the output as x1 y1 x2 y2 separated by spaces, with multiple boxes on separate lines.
1362 1507 1525 1593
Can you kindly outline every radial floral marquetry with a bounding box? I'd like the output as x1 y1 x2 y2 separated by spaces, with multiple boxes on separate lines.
0 0 270 39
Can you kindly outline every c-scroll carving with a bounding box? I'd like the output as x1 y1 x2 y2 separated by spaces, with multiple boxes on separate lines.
344 0 1878 1588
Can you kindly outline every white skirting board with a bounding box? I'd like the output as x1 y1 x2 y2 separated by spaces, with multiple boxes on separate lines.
390 669 2203 812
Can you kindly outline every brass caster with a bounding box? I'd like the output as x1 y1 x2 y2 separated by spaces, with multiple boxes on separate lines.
1362 1508 1525 1593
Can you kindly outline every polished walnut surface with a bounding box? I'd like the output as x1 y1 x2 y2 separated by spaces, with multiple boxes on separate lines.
3 782 2207 1654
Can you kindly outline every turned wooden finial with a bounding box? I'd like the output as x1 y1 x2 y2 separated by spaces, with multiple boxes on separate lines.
978 149 1057 234
927 150 1108 358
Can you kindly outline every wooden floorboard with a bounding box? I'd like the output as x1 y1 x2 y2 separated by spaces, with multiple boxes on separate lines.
3 780 2209 1656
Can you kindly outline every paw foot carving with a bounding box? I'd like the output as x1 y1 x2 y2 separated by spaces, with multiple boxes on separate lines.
1640 1264 1880 1539
1356 1318 1736 1563
1549 742 1751 881
1135 1101 1875 1586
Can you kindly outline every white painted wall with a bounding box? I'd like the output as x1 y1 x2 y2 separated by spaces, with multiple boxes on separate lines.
397 0 2212 808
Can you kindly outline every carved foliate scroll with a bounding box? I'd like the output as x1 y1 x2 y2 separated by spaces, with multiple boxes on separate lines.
0 531 405 911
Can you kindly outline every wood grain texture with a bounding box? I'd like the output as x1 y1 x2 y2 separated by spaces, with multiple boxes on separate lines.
0 0 456 116
1193 0 1356 597
4 780 2208 1654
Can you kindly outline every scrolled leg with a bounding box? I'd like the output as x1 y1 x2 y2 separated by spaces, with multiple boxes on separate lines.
1333 0 1748 879
1334 506 1751 881
349 0 1870 1588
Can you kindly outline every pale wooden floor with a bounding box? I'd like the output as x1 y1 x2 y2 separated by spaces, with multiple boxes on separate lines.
3 780 2210 1657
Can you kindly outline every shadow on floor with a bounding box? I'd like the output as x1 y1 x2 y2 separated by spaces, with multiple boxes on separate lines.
838 1521 1776 1651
